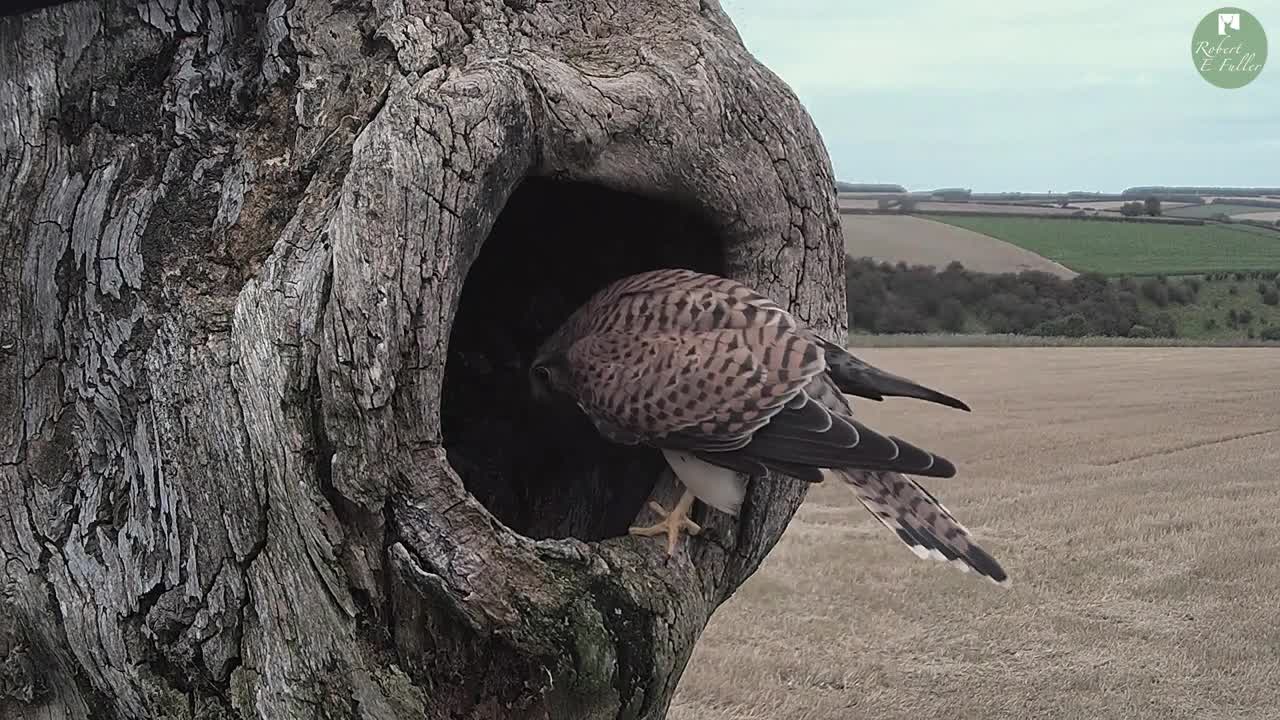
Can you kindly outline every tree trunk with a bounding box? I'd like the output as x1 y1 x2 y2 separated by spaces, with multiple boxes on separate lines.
0 1 845 718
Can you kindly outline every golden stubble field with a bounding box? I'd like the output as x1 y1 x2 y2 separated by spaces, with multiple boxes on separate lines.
670 347 1280 720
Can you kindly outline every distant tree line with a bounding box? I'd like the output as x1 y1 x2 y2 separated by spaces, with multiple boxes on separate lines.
1204 271 1280 281
930 188 972 202
1120 197 1163 217
836 182 907 193
845 257 1178 337
1123 186 1280 198
846 258 1280 340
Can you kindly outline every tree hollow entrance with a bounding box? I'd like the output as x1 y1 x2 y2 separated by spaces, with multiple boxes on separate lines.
441 177 726 541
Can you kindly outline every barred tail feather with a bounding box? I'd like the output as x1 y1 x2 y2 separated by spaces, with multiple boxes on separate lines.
836 469 1008 585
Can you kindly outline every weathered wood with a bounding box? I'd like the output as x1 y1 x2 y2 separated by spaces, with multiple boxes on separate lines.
0 0 845 718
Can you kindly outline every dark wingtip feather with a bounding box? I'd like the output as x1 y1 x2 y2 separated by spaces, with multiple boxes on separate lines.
848 365 971 412
848 420 900 462
819 338 972 412
966 543 1010 584
882 435 956 478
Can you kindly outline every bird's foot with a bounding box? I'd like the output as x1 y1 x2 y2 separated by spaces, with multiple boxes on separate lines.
628 490 701 557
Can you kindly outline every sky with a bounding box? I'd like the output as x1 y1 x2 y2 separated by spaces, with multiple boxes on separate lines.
719 1 1279 193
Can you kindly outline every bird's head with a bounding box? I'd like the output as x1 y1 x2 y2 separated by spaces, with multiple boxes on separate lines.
529 310 584 408
528 351 570 405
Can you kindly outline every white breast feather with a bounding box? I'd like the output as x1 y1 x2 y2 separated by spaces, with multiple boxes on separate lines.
660 449 747 516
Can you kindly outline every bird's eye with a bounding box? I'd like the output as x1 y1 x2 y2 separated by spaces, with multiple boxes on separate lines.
533 365 552 384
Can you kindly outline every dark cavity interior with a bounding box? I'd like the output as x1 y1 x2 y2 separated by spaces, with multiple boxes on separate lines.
442 177 725 541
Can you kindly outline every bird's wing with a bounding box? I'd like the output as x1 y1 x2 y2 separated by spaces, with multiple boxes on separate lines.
556 269 830 448
557 268 958 478
816 336 970 411
702 373 958 481
564 324 821 450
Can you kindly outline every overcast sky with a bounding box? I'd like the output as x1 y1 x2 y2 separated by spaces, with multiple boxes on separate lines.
719 1 1278 192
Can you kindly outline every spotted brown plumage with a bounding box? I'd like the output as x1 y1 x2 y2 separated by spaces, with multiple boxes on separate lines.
530 268 1007 584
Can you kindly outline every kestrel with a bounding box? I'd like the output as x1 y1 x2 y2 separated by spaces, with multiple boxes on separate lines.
529 268 1006 584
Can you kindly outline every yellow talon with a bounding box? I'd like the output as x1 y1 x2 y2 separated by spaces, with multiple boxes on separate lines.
628 489 701 556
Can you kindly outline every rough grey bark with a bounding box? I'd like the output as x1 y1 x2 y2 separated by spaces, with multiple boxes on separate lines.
0 1 846 718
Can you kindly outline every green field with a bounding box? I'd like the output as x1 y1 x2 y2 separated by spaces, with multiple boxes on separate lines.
929 215 1280 276
1165 203 1280 219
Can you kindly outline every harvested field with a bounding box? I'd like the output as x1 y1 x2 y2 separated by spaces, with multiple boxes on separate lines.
671 347 1280 720
1070 200 1196 212
838 198 893 210
1205 196 1280 207
1167 203 1280 219
1232 210 1280 223
914 201 1081 216
840 214 1077 277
